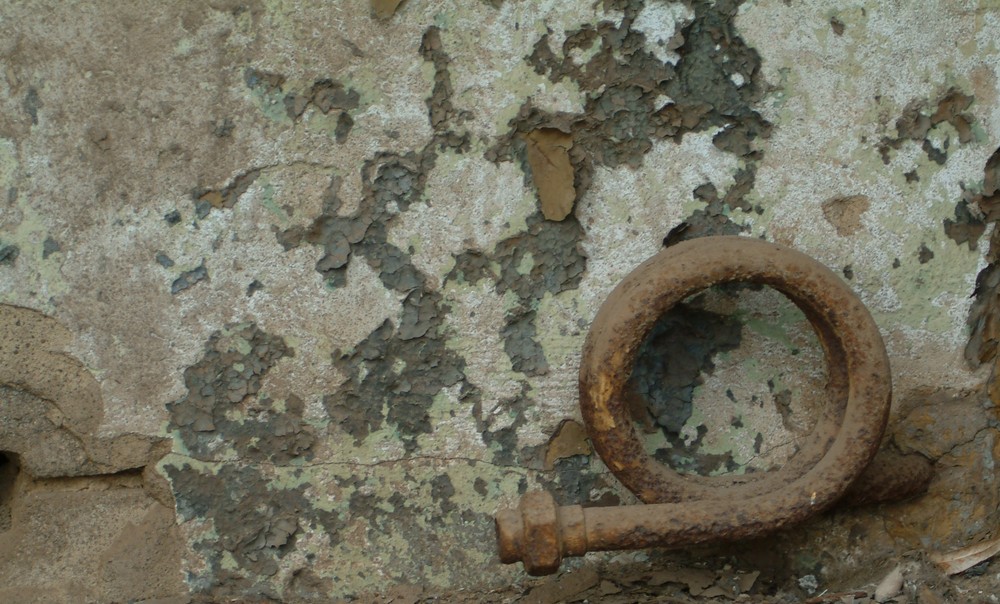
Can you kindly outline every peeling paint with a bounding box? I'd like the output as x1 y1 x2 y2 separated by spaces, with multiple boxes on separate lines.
3 0 1000 600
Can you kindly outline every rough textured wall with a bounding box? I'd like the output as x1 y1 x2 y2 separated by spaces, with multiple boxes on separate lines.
1 0 1000 602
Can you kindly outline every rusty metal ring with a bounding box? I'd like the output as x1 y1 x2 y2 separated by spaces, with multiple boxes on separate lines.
496 236 928 576
580 236 890 510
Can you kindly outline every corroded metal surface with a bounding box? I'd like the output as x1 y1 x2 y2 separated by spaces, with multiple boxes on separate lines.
496 236 933 575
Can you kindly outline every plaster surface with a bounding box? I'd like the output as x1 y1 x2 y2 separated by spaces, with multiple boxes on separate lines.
1 1 1000 602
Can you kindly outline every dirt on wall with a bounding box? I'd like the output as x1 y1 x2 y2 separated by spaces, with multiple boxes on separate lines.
1 0 1000 602
0 305 186 602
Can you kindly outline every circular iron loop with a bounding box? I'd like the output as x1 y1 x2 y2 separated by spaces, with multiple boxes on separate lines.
579 236 891 509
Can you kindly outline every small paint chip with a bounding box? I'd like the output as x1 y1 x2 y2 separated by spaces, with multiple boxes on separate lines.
42 237 60 259
212 117 234 138
918 243 934 264
821 194 870 236
524 128 576 221
171 261 208 294
195 168 261 213
88 126 111 151
310 80 360 113
879 87 976 165
335 112 354 143
244 68 285 94
830 17 845 36
0 243 19 266
873 565 903 602
284 94 309 119
371 0 405 20
23 87 41 125
155 252 175 268
543 419 591 470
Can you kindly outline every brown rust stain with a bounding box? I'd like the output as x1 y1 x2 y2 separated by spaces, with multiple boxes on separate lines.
371 0 405 20
821 195 870 237
523 128 576 222
543 420 591 470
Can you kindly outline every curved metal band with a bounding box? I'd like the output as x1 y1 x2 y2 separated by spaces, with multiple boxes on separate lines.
496 236 916 576
580 236 891 516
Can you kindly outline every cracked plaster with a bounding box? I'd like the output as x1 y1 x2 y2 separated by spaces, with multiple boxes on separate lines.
1 0 1000 601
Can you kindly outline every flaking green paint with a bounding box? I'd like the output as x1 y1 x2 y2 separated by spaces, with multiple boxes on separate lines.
258 181 291 225
0 138 16 189
0 138 72 309
6 0 992 599
534 290 586 369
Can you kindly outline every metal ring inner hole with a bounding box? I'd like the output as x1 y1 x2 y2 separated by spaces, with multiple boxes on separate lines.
626 282 829 477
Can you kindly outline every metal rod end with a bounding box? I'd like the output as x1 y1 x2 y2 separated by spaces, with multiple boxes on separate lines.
495 491 570 576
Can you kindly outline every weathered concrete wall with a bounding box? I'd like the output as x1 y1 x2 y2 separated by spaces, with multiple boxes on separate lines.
1 0 1000 601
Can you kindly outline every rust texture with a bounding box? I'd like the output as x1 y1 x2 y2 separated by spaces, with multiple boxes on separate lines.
496 236 933 575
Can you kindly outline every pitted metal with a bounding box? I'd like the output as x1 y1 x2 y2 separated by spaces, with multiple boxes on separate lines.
495 236 933 576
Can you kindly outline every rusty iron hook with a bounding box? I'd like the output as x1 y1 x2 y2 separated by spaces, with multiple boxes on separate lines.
495 236 932 576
